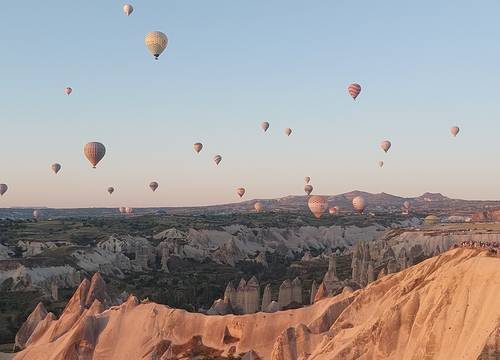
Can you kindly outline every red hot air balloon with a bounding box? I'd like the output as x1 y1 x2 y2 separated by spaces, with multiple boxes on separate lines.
348 83 361 100
84 142 106 168
236 187 246 198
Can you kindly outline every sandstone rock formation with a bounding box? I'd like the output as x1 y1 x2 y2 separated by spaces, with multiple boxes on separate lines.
14 302 47 349
278 280 292 310
310 280 318 305
261 284 272 312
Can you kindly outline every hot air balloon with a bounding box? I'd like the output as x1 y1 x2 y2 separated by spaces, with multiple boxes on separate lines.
329 207 338 216
214 155 222 165
145 31 168 60
450 126 460 137
194 142 203 154
125 207 133 214
0 184 8 196
254 202 263 212
403 201 411 210
304 176 311 184
108 187 114 195
304 184 313 196
308 195 328 219
123 4 133 16
32 210 40 220
64 87 72 96
84 142 106 168
51 163 61 174
424 215 439 225
378 161 384 168
284 128 292 136
348 83 361 100
352 196 366 213
119 206 126 213
149 181 159 192
236 187 245 198
380 140 392 153
261 122 269 132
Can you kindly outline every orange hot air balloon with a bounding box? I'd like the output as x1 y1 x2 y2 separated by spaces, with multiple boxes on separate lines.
108 187 114 195
51 163 61 174
352 196 366 213
214 155 222 165
304 184 313 196
64 87 72 96
450 126 460 137
380 140 391 153
149 181 159 192
284 128 292 136
329 207 337 216
84 142 106 168
261 122 269 132
304 176 311 184
194 142 203 154
348 83 361 100
0 184 8 196
308 195 328 219
236 187 246 198
254 202 263 212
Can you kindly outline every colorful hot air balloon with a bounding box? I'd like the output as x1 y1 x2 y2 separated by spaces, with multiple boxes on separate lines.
254 202 263 212
380 140 392 153
329 207 338 216
284 128 292 136
64 87 72 96
214 155 222 165
149 181 159 192
352 196 366 213
51 163 61 174
450 126 460 137
304 184 313 196
194 142 203 154
261 122 270 132
308 195 328 219
123 4 134 16
84 142 106 168
348 83 361 100
378 161 384 168
236 187 245 198
304 176 311 184
0 184 8 196
108 187 115 195
145 31 168 60
33 210 40 220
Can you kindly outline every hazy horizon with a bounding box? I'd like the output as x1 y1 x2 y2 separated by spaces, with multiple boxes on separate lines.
1 1 500 207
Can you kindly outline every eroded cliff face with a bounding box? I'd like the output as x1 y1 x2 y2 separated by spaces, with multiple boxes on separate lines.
14 248 500 360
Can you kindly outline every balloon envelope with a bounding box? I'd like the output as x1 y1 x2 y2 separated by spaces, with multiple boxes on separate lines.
304 176 311 184
329 207 337 215
236 187 245 198
284 128 292 136
348 83 361 100
378 161 384 168
261 122 269 132
145 31 168 59
352 196 366 213
32 210 40 219
194 142 203 154
403 201 411 210
254 202 263 212
0 184 8 196
108 187 114 195
308 195 328 219
51 163 61 174
304 184 313 196
125 207 133 214
214 155 222 165
149 181 159 192
450 126 460 137
64 87 72 95
84 142 106 168
123 4 133 16
380 140 392 153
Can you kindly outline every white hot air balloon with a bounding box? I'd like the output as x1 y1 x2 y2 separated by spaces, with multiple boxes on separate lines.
236 187 246 198
261 122 270 132
64 87 72 96
308 195 328 219
51 163 61 174
284 128 292 136
352 196 366 213
450 126 460 137
33 210 41 220
214 155 222 165
304 184 313 196
145 31 168 60
380 140 392 153
123 4 134 16
254 202 263 212
0 184 8 196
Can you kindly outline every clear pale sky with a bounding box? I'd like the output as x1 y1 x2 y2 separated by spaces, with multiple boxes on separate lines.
0 1 499 208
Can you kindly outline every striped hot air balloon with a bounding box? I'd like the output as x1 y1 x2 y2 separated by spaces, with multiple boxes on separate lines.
0 184 8 196
84 142 106 168
123 4 134 16
145 31 168 60
214 155 222 165
348 83 361 100
108 187 114 195
261 122 270 132
308 195 328 219
194 142 203 154
450 126 460 137
352 196 366 213
51 163 61 174
236 187 246 198
64 87 72 96
304 184 313 196
380 140 392 153
254 202 263 212
149 181 159 192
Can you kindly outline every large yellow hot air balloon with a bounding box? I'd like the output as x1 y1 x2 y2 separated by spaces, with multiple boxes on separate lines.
236 187 245 198
254 202 263 212
308 195 328 219
450 126 460 137
51 163 61 174
261 122 269 132
194 142 203 154
284 128 292 136
0 184 8 196
380 140 392 153
145 31 168 60
108 187 114 195
84 142 106 168
123 4 134 16
304 184 313 196
214 155 222 165
149 181 159 192
352 196 366 213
